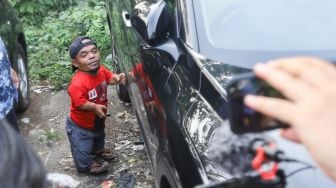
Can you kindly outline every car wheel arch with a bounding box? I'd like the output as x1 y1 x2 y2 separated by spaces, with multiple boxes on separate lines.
156 153 181 188
17 33 27 55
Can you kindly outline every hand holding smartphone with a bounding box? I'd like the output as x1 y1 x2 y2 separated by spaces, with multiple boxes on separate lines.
226 72 289 134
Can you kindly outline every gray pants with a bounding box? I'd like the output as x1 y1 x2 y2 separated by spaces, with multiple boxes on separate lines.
65 117 105 172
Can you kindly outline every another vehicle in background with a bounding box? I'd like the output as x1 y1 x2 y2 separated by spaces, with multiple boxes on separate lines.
0 0 30 111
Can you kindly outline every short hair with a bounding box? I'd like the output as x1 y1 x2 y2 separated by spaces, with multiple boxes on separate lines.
0 119 47 188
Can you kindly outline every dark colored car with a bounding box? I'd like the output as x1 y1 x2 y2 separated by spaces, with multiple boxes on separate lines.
0 0 30 111
106 0 336 187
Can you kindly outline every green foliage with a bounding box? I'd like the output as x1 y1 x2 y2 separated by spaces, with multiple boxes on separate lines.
9 0 77 24
23 1 112 90
45 128 61 142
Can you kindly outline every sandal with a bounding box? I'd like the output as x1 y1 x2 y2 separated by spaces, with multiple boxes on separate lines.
89 160 108 174
95 148 117 161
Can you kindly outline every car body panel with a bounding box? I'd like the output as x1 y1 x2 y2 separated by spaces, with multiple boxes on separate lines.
106 0 336 187
0 0 26 64
0 0 30 111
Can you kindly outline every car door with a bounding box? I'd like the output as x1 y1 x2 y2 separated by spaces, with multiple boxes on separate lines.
106 0 164 170
136 0 212 187
127 0 177 174
0 0 16 57
0 0 25 65
0 0 30 112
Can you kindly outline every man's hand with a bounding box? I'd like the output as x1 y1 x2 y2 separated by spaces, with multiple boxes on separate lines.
119 73 126 85
244 57 336 180
10 68 19 89
280 128 301 143
78 102 107 118
110 73 126 85
93 104 107 118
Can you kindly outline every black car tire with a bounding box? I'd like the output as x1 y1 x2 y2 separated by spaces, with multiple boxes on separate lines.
115 65 131 103
116 84 131 103
15 43 30 112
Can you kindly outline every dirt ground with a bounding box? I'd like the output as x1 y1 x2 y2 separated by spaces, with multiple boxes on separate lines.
17 85 155 188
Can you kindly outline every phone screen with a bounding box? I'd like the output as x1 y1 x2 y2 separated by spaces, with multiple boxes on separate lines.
226 73 289 134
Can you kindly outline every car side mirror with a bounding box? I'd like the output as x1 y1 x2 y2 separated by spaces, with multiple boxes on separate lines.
130 0 172 45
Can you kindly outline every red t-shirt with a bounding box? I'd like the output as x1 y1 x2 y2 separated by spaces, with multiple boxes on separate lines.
68 65 113 129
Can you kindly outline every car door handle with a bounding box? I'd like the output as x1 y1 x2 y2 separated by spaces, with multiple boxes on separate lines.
122 10 132 27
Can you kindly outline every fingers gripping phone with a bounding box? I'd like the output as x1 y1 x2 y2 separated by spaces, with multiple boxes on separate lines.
226 72 289 134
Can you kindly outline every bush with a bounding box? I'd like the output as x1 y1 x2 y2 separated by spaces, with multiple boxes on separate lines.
10 0 78 25
21 1 112 90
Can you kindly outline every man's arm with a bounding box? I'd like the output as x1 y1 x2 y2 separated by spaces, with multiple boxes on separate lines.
77 101 107 118
109 73 126 85
10 68 19 89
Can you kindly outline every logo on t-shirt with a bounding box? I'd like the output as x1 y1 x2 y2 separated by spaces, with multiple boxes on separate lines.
88 89 97 100
87 81 108 103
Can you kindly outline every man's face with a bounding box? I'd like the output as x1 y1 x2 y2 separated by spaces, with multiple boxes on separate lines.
72 40 100 74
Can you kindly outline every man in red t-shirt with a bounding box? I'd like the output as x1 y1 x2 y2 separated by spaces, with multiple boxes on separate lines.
66 36 126 174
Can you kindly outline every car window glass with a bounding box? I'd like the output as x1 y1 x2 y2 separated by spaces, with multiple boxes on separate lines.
198 0 336 51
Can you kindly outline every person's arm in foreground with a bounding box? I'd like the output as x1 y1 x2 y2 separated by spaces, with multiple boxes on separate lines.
244 57 336 180
10 68 19 89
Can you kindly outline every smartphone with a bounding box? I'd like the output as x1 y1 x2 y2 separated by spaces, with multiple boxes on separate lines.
226 72 289 134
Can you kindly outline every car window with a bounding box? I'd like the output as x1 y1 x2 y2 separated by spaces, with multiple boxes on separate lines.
191 0 336 68
198 0 336 51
